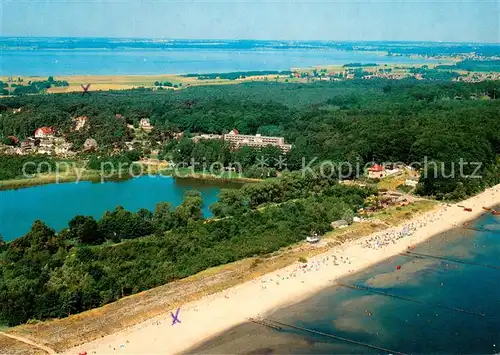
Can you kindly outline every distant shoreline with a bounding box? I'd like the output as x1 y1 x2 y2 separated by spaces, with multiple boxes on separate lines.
0 57 455 95
1 38 449 78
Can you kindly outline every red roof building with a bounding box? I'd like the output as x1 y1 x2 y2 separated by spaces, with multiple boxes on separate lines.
35 126 55 138
7 136 19 145
368 164 387 179
368 164 385 172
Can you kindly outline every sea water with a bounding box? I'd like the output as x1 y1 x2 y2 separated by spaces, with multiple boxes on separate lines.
188 210 500 354
0 38 441 76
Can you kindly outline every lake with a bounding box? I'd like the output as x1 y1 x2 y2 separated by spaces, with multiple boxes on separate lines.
188 210 500 354
0 176 239 241
0 38 441 76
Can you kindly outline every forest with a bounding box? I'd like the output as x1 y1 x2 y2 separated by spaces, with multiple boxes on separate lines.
0 79 499 199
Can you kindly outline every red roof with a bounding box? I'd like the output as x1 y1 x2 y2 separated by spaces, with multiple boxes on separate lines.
368 164 385 172
115 114 123 119
7 136 19 144
230 129 239 135
35 127 55 135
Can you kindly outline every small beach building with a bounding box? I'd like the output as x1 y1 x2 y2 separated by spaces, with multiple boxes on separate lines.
331 220 349 229
306 232 320 243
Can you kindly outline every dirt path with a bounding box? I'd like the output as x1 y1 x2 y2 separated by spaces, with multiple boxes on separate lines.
0 332 57 355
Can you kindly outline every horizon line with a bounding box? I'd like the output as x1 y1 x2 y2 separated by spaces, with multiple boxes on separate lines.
1 36 499 46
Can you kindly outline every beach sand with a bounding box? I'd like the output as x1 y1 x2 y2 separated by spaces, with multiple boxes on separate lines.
64 185 499 355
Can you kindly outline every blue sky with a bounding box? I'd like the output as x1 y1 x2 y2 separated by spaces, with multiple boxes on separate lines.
1 0 499 42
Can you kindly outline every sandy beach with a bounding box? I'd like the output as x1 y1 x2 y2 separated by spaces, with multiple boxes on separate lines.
64 185 500 355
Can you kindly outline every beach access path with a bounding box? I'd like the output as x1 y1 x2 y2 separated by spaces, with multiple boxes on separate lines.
60 185 499 355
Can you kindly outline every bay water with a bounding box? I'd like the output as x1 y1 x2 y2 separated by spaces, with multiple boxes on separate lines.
0 38 440 76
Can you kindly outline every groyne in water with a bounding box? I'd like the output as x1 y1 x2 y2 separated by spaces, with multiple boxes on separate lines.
401 250 500 271
463 226 500 234
338 283 487 317
248 318 282 330
255 318 408 355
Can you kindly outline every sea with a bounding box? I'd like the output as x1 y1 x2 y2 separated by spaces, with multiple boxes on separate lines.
188 209 500 354
0 38 442 76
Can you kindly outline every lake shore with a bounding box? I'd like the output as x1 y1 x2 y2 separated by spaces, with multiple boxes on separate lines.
175 172 261 184
0 165 256 191
59 185 499 355
0 170 105 191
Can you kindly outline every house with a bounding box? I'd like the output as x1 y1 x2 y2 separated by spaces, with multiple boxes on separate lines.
2 146 16 155
53 137 72 156
13 147 25 155
191 129 292 152
115 113 123 119
2 146 25 155
6 136 19 145
72 116 88 131
124 141 135 151
173 132 184 140
83 138 98 151
368 164 387 179
21 137 36 153
35 127 55 138
38 138 54 155
13 108 22 114
222 130 292 152
331 220 349 229
404 178 419 187
139 118 153 131
192 133 223 143
55 142 73 156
